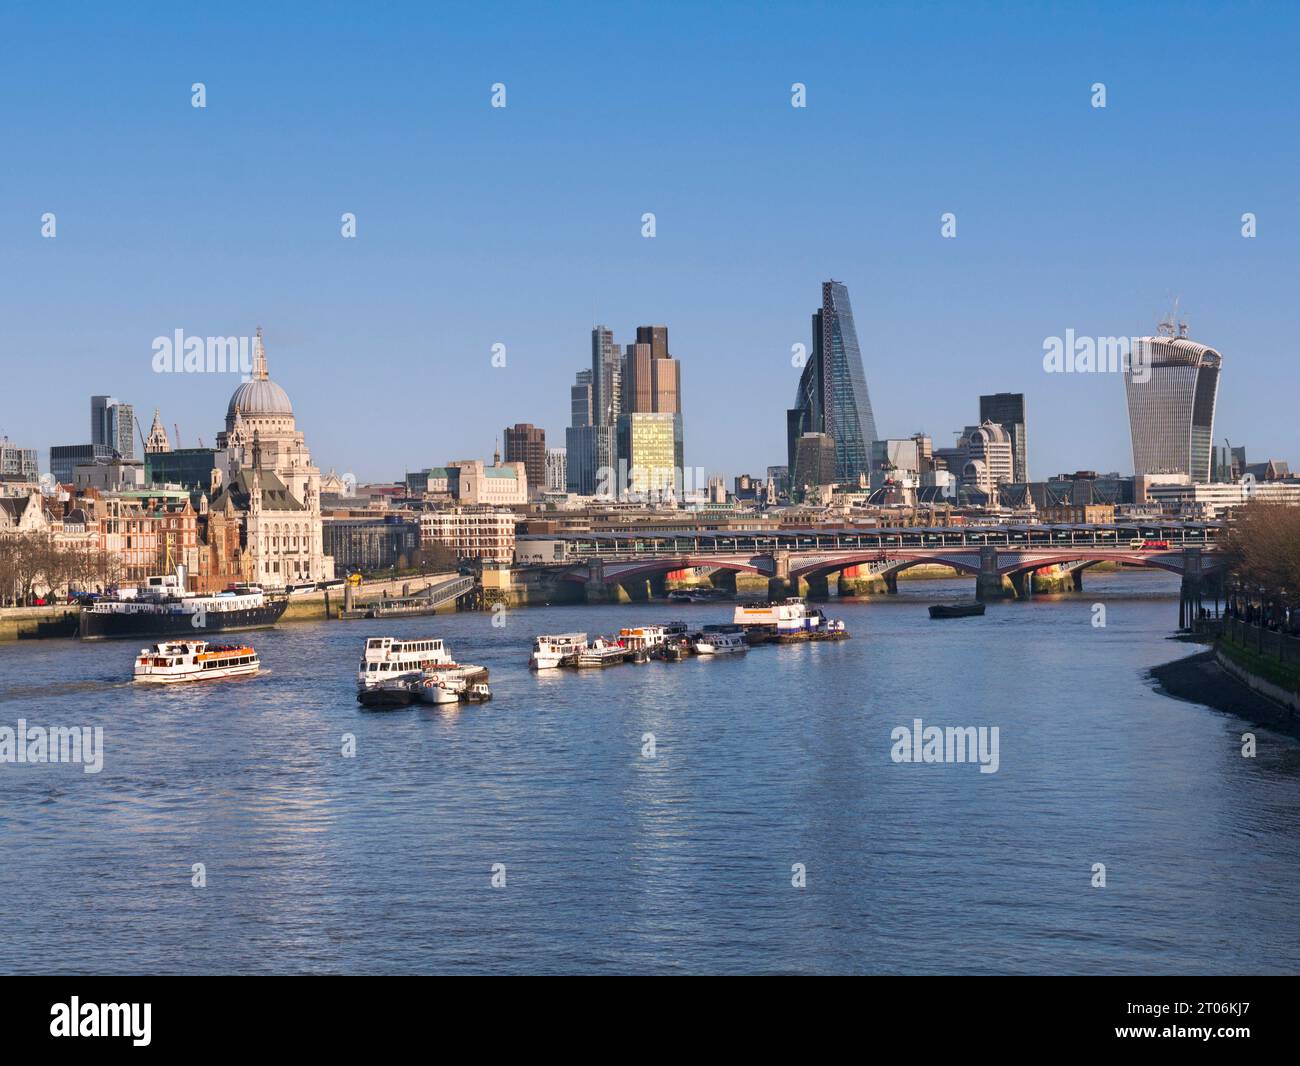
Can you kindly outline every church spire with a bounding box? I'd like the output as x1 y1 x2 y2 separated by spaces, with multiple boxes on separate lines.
145 408 171 453
253 326 269 381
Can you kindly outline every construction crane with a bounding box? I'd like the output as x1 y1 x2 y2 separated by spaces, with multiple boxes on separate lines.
174 423 182 449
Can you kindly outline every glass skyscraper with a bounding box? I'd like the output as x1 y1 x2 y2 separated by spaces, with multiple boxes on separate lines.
91 394 136 460
1123 326 1221 484
786 280 878 487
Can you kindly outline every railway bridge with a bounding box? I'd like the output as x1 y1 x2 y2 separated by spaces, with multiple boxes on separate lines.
511 520 1223 608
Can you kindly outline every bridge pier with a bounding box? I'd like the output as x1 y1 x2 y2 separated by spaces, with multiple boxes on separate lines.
648 573 667 600
709 568 738 594
804 572 830 600
1180 547 1205 630
1008 571 1031 599
584 560 616 604
883 571 898 595
976 547 1013 601
767 550 794 600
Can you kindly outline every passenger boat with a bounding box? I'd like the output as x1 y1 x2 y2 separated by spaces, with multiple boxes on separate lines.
530 632 587 670
692 624 749 655
575 637 628 668
356 636 487 701
928 602 986 619
132 640 260 684
82 567 287 641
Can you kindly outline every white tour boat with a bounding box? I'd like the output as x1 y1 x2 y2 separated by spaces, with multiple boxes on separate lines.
357 636 487 703
357 636 457 689
132 640 260 684
575 637 628 668
530 632 587 670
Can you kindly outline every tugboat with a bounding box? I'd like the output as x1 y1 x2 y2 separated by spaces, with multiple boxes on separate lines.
661 639 691 661
132 640 260 684
414 672 466 705
928 601 986 619
81 567 286 641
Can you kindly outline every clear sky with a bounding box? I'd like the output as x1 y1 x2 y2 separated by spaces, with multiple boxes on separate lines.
2 1 1297 483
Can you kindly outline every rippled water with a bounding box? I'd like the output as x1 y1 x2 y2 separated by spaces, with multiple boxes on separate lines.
2 569 1298 974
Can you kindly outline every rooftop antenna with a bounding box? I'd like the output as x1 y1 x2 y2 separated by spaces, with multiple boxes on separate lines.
1172 294 1189 338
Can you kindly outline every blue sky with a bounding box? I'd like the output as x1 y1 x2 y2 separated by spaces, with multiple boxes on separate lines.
1 1 1297 482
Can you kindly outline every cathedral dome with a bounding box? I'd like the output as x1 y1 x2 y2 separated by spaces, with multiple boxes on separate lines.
225 328 293 418
227 378 293 418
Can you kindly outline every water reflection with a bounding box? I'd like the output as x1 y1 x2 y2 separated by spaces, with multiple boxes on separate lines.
1 569 1298 974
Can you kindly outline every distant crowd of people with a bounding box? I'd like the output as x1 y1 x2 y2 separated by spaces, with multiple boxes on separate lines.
1225 595 1300 636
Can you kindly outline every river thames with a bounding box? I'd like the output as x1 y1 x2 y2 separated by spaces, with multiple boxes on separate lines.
2 569 1299 975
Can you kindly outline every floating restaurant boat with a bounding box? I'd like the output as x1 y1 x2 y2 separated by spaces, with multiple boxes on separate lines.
692 624 749 655
81 567 286 641
928 602 986 619
575 637 628 668
132 640 260 684
356 636 487 703
530 632 587 670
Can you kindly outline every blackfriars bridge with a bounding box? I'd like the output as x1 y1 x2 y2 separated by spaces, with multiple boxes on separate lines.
510 520 1223 605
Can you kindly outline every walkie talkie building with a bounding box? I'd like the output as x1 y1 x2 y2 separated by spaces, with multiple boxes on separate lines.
1122 325 1221 484
786 280 878 487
